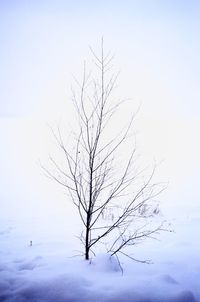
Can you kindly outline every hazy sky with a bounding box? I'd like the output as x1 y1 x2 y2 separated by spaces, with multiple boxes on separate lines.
0 1 200 228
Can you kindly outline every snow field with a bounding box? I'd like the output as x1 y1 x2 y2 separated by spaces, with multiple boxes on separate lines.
0 216 199 302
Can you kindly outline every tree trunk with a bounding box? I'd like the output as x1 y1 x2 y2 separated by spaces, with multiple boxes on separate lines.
85 216 90 260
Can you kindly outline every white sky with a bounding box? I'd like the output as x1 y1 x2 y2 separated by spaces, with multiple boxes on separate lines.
0 1 200 229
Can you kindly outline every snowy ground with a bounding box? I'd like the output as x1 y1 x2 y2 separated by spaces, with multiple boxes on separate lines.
0 214 200 302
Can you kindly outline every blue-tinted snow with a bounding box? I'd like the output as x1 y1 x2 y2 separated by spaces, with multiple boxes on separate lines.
0 217 199 302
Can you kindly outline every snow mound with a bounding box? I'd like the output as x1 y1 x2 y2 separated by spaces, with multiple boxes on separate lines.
91 253 121 272
168 290 197 302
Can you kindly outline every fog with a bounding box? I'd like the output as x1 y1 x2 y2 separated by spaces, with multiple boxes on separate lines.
0 0 200 238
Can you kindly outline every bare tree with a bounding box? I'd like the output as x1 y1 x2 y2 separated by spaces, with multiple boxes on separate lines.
43 40 166 262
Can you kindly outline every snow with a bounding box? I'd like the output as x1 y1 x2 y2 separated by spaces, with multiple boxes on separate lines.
0 215 200 302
